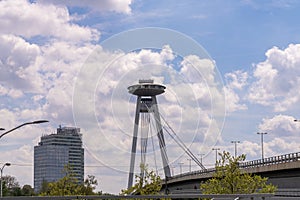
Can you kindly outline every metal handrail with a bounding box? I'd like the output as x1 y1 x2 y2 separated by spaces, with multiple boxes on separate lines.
240 152 300 168
171 151 300 179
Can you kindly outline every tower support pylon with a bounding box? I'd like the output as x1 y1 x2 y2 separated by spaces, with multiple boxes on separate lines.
127 79 171 189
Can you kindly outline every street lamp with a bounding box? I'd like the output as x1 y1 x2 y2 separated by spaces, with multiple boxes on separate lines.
257 132 267 160
231 141 240 158
0 163 11 197
0 120 49 139
171 165 176 176
198 153 205 164
187 158 191 172
178 162 184 174
212 148 220 165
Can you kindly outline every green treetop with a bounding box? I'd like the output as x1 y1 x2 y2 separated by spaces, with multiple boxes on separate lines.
39 165 99 196
200 151 277 194
121 164 162 195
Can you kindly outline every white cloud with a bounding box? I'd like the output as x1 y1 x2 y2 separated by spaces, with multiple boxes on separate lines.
37 0 133 14
1 145 34 187
267 137 298 153
0 0 100 42
258 114 299 137
0 1 226 191
0 34 99 129
225 70 248 90
0 2 102 188
72 45 226 189
223 70 248 112
0 34 41 93
223 87 247 113
248 44 300 112
0 109 17 129
180 55 215 84
224 114 300 161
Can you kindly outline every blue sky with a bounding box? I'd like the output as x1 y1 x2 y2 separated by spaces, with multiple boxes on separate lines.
1 0 300 194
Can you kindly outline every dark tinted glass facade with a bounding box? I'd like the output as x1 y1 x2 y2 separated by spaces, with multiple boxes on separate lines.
34 127 84 192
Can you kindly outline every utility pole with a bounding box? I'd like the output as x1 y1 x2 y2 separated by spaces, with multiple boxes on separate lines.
178 162 184 174
187 158 191 172
257 132 267 160
171 165 176 176
198 153 205 164
231 140 240 158
1 163 11 197
212 148 220 165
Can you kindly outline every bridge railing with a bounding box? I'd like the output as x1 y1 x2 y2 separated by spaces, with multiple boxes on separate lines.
171 152 300 179
239 152 300 168
171 167 215 179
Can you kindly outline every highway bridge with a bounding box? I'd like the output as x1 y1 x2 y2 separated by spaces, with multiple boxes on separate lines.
163 152 300 197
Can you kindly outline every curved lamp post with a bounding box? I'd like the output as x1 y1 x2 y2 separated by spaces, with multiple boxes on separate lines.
0 120 49 139
0 162 11 197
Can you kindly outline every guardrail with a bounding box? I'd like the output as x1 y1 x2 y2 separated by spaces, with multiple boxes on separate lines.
239 152 300 168
170 152 300 179
276 188 300 197
0 193 274 200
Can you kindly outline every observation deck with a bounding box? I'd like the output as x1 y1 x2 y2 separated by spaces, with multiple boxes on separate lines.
128 79 166 96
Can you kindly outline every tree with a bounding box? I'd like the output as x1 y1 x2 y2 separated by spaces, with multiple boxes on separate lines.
200 151 277 194
21 184 35 196
79 175 99 195
40 165 99 196
1 175 21 196
121 164 162 195
38 180 49 195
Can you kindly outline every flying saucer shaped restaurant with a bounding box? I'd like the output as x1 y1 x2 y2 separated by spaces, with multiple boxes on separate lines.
128 79 166 96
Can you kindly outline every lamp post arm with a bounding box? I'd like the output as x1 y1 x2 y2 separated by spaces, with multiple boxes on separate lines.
0 120 48 139
0 123 30 139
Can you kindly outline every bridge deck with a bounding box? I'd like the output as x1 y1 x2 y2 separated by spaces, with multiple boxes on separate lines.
165 152 300 196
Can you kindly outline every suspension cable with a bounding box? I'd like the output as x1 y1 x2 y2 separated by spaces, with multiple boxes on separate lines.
149 115 159 175
144 102 206 170
160 114 206 170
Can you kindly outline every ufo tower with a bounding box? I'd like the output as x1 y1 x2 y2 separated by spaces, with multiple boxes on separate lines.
127 79 171 189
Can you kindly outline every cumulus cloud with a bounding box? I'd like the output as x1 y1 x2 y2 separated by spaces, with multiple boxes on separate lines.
223 87 247 112
237 137 299 161
0 0 100 42
239 114 300 158
248 44 300 112
37 0 133 14
225 70 248 90
180 55 215 84
71 44 226 179
0 1 182 194
0 34 98 125
258 114 300 137
223 70 248 112
0 35 41 94
0 15 100 192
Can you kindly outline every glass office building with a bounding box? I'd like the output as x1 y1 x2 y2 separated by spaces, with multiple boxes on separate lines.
34 126 84 192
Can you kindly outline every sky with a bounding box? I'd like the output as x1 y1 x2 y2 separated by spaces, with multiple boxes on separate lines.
1 0 300 194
